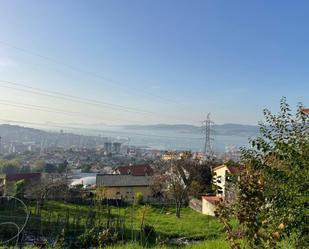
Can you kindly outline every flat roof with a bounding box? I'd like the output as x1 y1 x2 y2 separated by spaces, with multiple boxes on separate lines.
96 174 152 187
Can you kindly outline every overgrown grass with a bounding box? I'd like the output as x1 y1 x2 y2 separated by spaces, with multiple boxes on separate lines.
26 201 223 240
105 239 229 248
0 239 297 249
120 204 223 239
1 201 227 248
0 240 229 249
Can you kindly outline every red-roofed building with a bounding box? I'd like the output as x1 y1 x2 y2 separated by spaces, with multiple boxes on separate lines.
5 173 41 182
202 196 224 216
199 164 241 216
302 108 309 114
213 164 242 175
114 164 154 176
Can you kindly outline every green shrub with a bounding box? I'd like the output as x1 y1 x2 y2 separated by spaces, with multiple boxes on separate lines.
142 223 156 244
75 227 100 248
134 192 143 205
98 228 118 247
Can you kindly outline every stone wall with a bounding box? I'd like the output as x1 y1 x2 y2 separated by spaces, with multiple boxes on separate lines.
189 198 202 213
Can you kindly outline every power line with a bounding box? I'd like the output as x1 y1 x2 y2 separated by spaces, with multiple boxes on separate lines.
0 40 177 104
0 99 147 124
0 79 186 123
0 80 151 115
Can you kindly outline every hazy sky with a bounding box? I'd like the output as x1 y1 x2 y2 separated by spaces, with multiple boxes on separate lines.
0 0 308 126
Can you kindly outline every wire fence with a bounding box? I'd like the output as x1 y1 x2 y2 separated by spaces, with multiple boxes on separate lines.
0 198 168 247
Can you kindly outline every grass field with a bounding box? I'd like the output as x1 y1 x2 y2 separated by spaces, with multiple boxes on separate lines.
1 200 226 248
0 201 297 248
105 240 229 248
0 240 229 249
25 201 224 240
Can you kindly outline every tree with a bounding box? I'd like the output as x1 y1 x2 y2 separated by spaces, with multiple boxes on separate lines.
14 179 25 199
185 161 213 197
167 169 187 218
134 192 144 205
153 152 189 218
58 160 68 173
0 159 21 173
28 176 68 215
44 163 58 173
96 186 107 203
216 98 309 249
20 165 31 173
32 160 46 172
150 174 167 201
153 152 215 218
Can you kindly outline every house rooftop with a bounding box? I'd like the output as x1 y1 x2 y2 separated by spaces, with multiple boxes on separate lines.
96 174 152 187
302 108 309 114
116 164 153 176
4 173 41 182
202 196 224 204
213 164 242 174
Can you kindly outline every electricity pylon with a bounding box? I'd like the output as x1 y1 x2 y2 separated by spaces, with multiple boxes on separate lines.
202 113 214 155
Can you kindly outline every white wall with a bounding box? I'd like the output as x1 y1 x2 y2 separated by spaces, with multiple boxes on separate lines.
202 198 216 216
214 166 228 196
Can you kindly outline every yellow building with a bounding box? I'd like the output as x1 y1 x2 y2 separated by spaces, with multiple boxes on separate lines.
201 164 240 216
213 164 240 196
96 174 153 202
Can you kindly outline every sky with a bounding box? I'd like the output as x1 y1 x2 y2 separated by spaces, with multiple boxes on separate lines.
0 0 308 127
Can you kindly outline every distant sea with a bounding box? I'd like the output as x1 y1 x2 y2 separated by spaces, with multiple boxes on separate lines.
95 129 253 152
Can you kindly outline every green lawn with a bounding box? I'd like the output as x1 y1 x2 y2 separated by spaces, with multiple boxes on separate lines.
120 205 222 239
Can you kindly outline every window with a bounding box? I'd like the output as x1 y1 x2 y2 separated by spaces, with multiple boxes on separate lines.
217 175 222 183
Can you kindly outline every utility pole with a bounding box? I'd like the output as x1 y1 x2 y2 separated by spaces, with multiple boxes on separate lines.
202 113 214 155
0 136 2 154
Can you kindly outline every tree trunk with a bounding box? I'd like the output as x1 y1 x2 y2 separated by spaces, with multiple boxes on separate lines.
176 201 181 218
36 199 39 215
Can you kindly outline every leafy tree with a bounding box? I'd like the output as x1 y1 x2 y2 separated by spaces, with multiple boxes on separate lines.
186 161 213 197
14 179 25 198
153 152 214 218
81 164 91 173
96 186 107 203
216 98 309 248
0 159 21 173
32 160 46 172
20 165 31 173
134 192 144 205
58 160 68 173
44 163 58 173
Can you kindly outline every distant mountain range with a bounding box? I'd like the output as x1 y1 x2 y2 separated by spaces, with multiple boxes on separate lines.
0 124 109 148
121 123 259 137
0 123 260 151
1 122 259 136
